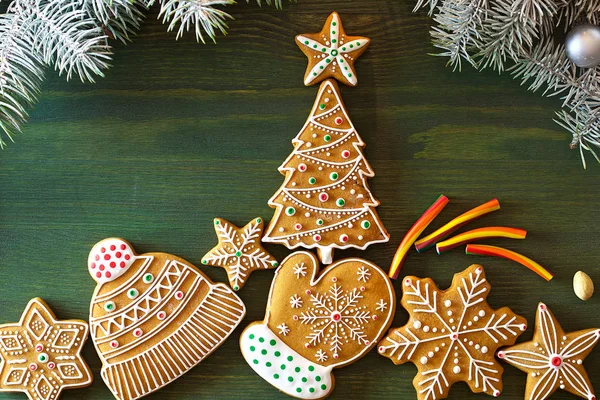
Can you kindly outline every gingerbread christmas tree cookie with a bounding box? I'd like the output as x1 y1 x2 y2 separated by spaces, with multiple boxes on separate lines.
296 12 370 87
202 217 279 291
240 251 396 399
378 265 527 400
497 303 599 400
263 79 389 264
0 298 92 400
88 238 246 400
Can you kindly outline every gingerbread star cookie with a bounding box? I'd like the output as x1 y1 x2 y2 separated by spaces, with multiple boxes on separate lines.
378 265 527 400
0 298 92 400
202 217 279 291
296 12 370 87
497 303 599 400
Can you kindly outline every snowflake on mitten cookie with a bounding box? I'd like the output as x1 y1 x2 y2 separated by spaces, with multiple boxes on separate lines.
378 265 527 400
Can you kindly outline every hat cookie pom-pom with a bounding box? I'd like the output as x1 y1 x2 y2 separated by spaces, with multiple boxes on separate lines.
88 238 135 284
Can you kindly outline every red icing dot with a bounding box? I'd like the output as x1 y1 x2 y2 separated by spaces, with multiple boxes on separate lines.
175 291 184 300
551 356 562 367
110 262 116 268
313 234 321 242
29 363 37 371
334 117 343 125
332 277 337 282
333 354 339 359
405 279 410 284
96 272 102 278
295 223 303 230
493 390 500 397
95 255 100 261
305 343 311 348
452 333 458 340
101 247 106 253
99 265 105 271
110 245 116 251
157 311 167 320
497 352 504 359
125 254 131 260
341 150 351 159
365 340 370 345
121 244 126 250
596 330 600 336
360 286 366 291
305 290 311 295
104 254 111 260
319 193 329 202
332 312 341 321
133 328 143 337
120 261 126 268
339 234 349 242
48 362 56 369
105 271 112 278
116 252 122 258
293 315 299 321
379 346 385 352
372 315 378 320
540 304 546 310
110 340 119 348
35 344 43 352
91 263 96 269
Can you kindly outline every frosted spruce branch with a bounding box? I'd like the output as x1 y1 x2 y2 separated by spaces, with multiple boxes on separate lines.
415 0 600 167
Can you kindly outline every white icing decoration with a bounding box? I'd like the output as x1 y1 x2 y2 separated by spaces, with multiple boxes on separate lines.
293 263 307 279
413 321 422 329
453 366 461 374
88 238 135 284
357 266 371 282
277 323 290 336
420 356 428 365
376 299 388 312
444 300 452 307
290 294 303 309
241 323 334 399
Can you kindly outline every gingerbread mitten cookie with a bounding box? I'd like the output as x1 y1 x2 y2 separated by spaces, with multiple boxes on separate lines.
88 238 246 400
263 79 389 264
0 298 92 400
240 251 395 399
497 303 599 400
378 265 527 400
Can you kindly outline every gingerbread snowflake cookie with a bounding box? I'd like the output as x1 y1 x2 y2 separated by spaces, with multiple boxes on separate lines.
240 251 395 399
0 298 92 400
497 303 599 400
296 12 370 87
202 217 279 291
378 265 527 400
88 238 246 400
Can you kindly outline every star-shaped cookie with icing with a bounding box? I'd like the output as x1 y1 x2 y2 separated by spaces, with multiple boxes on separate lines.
497 303 599 400
202 217 279 291
296 12 370 87
0 298 92 400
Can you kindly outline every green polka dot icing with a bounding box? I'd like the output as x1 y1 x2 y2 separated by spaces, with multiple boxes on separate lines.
308 177 317 185
285 207 296 216
316 219 324 226
361 220 371 229
241 323 334 399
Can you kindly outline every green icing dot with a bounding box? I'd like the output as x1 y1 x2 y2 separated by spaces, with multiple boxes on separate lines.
320 66 324 70
274 351 281 357
309 177 317 185
266 362 272 367
324 135 331 142
304 41 309 45
332 22 337 26
253 359 259 364
321 47 327 52
250 346 255 352
313 72 318 76
233 285 239 291
321 384 327 390
332 39 337 44
235 251 242 257
269 339 277 346
309 388 315 393
356 41 361 46
287 356 293 362
256 217 262 223
350 44 354 48
330 172 339 181
313 45 317 49
272 261 278 267
249 334 255 339
288 376 294 382
259 337 265 343
326 58 331 63
295 367 301 373
348 73 353 78
215 220 220 225
316 219 324 226
302 377 308 383
274 374 280 379
336 198 346 207
361 220 371 229
285 207 296 216
261 349 267 355
316 376 322 382
319 104 326 110
280 364 286 370
342 47 347 51
296 388 302 393
332 31 336 34
308 366 315 372
340 59 344 63
202 259 208 264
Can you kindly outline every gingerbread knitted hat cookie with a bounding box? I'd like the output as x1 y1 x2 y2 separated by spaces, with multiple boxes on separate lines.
240 251 395 399
378 265 528 400
88 238 246 400
497 303 599 400
0 298 92 400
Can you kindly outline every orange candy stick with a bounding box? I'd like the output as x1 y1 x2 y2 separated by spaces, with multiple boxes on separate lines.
465 244 554 281
436 226 527 254
388 195 449 279
414 198 500 253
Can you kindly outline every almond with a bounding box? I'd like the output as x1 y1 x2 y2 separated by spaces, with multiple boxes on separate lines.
573 271 594 301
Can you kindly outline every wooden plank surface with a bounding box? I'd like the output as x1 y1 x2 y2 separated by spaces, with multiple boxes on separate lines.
0 0 598 399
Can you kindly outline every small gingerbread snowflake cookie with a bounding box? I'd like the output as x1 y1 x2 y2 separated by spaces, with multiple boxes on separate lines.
497 303 599 400
378 264 527 400
240 251 396 399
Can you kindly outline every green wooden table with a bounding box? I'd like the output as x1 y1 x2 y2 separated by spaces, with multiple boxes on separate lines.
1 1 598 399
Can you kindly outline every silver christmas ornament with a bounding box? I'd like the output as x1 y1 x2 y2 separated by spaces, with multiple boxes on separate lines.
566 24 600 68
